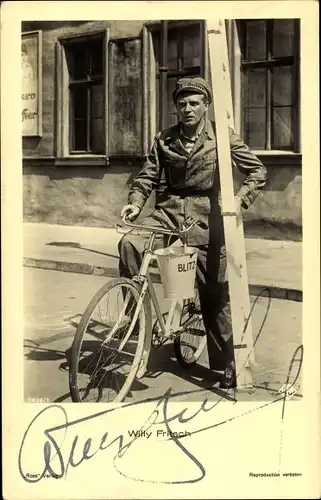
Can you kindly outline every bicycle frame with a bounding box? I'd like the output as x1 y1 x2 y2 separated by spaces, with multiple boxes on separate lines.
117 215 203 378
133 230 198 340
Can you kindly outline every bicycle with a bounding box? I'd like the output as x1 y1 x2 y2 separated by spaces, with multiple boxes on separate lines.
69 216 207 403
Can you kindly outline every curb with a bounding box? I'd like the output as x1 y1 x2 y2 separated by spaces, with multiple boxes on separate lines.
23 257 303 303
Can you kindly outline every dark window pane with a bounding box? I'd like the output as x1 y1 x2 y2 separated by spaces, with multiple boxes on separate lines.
74 119 87 151
272 20 295 57
273 65 293 106
167 33 178 70
71 85 87 119
90 84 104 153
245 20 267 61
91 83 104 118
167 77 179 127
244 68 266 106
89 38 103 76
66 42 88 80
244 108 266 149
91 118 104 153
182 24 200 68
272 107 293 149
70 85 88 151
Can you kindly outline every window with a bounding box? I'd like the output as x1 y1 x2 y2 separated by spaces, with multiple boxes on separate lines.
57 31 108 161
151 21 205 130
241 19 300 151
64 36 105 153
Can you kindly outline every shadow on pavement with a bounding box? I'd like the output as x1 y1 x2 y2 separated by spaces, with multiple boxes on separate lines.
24 311 303 403
24 339 66 361
47 241 119 260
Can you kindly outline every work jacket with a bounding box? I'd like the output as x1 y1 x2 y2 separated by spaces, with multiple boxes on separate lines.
128 120 267 246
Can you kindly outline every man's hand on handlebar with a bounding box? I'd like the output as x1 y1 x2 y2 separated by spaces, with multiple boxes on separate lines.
120 204 141 222
118 213 206 236
181 216 207 231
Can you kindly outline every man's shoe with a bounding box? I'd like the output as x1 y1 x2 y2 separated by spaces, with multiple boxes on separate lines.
202 368 221 388
220 366 236 389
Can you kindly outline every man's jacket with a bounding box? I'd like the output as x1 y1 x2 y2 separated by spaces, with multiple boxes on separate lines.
128 120 267 246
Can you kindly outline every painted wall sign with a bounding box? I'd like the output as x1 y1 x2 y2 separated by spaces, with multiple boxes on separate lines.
22 31 42 136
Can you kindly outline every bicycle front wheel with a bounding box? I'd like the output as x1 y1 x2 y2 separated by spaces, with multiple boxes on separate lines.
69 278 151 403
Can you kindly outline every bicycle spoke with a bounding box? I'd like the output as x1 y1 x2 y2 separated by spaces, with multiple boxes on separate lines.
71 279 148 403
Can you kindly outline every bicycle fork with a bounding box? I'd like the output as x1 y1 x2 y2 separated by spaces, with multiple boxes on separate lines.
117 279 149 352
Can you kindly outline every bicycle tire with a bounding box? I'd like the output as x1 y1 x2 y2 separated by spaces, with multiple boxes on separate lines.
173 290 207 369
69 277 152 403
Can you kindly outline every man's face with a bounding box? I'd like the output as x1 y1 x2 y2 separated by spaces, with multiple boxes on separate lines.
175 92 209 127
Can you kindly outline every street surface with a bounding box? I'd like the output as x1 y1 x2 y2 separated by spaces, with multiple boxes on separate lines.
24 268 303 403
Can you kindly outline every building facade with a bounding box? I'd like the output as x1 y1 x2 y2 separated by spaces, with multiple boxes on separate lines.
22 19 302 239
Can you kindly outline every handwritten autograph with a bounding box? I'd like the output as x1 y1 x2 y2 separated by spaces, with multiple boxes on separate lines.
18 288 303 484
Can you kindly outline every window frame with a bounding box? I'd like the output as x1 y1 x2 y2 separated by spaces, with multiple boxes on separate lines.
67 38 104 154
56 29 109 165
240 19 300 153
146 20 207 133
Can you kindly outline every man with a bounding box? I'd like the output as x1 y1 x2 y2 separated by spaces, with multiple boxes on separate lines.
119 77 267 388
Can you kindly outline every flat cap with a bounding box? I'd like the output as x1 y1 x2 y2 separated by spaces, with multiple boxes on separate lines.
172 77 212 104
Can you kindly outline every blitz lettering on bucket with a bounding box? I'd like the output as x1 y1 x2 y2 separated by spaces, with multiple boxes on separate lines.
178 261 196 272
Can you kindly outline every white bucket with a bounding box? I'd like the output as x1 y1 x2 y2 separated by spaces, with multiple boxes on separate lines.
154 246 199 300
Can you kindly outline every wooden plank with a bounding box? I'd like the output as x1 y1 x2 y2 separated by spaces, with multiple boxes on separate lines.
142 26 149 157
218 20 255 366
207 19 254 387
104 28 109 163
147 29 157 147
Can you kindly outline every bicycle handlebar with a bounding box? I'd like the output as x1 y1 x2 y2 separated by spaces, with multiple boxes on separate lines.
119 214 206 236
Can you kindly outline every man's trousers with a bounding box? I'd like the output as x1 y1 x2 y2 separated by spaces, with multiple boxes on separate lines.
118 225 235 371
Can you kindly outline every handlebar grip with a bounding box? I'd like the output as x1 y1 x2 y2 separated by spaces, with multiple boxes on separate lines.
182 217 207 231
122 214 134 226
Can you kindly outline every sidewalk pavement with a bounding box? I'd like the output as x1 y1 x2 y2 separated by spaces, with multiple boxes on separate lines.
23 222 302 302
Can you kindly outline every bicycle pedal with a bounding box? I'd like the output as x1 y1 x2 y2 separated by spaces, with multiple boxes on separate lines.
187 304 201 315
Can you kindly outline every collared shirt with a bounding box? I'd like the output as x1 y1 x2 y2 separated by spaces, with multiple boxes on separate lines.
179 120 205 155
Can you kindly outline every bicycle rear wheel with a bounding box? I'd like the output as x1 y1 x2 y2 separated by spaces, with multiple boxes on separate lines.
174 289 207 369
69 278 152 403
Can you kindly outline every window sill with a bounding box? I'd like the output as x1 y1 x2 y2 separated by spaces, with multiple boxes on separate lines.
23 155 147 168
55 156 108 167
252 150 300 155
252 151 302 167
